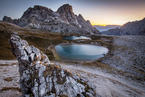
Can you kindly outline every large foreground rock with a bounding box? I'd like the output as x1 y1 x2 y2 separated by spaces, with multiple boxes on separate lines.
9 34 97 97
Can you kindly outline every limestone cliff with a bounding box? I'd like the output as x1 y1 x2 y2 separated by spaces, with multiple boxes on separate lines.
9 35 97 97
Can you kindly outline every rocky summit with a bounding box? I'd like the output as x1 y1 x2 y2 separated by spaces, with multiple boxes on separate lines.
9 34 97 97
3 4 100 34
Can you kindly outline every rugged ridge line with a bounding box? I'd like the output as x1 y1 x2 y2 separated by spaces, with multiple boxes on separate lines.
3 4 100 34
9 34 98 97
101 18 145 35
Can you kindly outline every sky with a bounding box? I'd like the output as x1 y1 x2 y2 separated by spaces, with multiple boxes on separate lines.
0 0 145 25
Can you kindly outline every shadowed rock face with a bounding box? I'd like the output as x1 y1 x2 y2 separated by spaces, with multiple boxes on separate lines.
3 16 14 24
3 4 100 34
9 34 97 97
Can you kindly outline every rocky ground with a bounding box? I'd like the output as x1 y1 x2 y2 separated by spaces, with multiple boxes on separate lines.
0 60 21 97
0 35 145 97
51 35 145 97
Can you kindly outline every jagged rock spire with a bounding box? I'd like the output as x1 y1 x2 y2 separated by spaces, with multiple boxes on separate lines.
57 4 73 14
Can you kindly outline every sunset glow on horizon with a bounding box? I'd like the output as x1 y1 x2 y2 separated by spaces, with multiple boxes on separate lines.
0 0 145 26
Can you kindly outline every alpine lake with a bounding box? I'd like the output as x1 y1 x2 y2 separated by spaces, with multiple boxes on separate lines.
54 36 109 61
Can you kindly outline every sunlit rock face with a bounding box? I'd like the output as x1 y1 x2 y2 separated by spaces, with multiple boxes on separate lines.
9 34 97 97
3 4 100 34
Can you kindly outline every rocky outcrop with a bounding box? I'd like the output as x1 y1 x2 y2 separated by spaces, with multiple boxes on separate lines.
3 4 100 34
3 16 13 23
2 16 18 24
9 35 97 97
102 18 145 35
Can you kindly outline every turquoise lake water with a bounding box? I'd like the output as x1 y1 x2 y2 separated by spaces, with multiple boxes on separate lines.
55 44 108 61
64 36 91 40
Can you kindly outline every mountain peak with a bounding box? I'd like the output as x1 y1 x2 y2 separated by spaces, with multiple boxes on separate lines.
2 4 100 34
3 16 13 23
57 4 73 14
33 5 51 11
21 5 53 19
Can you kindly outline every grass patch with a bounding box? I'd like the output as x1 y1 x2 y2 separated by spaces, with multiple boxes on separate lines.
0 87 21 92
11 63 18 65
59 94 68 97
0 21 68 60
4 77 13 82
18 32 67 60
84 61 111 70
0 31 16 60
0 64 9 66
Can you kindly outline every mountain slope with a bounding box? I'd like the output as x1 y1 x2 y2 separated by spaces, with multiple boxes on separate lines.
3 4 100 34
94 25 120 32
102 18 145 35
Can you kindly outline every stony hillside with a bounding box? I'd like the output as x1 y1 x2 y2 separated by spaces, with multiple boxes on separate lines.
102 18 145 35
3 4 100 34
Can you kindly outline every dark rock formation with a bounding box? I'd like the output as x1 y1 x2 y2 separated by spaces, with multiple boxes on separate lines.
3 16 19 25
3 4 100 34
102 18 145 35
3 16 14 24
9 35 97 97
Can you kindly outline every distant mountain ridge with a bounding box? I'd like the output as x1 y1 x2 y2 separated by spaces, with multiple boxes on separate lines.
3 4 100 34
94 25 120 32
101 18 145 35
